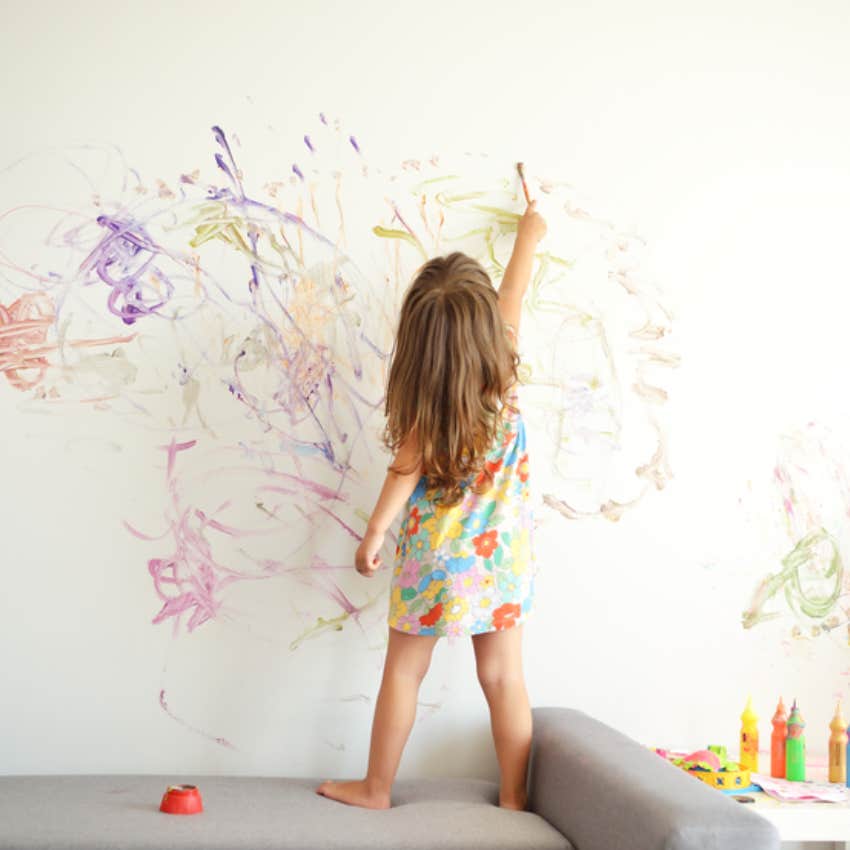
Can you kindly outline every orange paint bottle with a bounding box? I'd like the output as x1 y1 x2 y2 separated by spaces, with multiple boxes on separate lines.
771 697 787 778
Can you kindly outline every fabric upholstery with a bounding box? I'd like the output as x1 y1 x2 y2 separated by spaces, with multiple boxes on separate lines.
527 706 780 850
0 774 572 850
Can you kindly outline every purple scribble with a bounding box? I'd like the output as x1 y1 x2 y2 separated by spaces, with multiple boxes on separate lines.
316 503 362 540
319 112 328 125
292 163 305 181
204 183 337 249
304 135 314 152
211 125 245 198
349 135 361 154
80 215 175 324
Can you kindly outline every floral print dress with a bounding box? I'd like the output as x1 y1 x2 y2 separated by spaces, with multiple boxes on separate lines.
387 330 535 637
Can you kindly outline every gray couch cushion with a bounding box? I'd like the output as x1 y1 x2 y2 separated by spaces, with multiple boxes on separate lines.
529 708 779 850
0 775 572 850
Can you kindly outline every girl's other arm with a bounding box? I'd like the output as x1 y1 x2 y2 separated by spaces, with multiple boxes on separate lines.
498 200 547 333
355 431 423 576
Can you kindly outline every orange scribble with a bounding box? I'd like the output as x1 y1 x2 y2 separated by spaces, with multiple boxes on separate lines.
0 291 136 391
0 292 53 390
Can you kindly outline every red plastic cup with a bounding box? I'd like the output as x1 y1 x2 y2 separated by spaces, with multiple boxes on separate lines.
160 784 203 815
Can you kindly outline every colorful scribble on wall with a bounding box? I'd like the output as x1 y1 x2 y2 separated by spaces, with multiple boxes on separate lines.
0 115 678 651
743 423 850 641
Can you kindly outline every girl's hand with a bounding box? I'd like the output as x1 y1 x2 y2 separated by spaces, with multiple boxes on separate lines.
517 200 547 245
355 528 385 576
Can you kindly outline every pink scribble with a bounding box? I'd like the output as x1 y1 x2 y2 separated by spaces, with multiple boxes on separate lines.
161 437 197 478
126 439 266 635
126 439 369 637
159 689 235 750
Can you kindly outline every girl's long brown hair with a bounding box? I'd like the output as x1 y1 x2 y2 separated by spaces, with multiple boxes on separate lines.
382 252 520 507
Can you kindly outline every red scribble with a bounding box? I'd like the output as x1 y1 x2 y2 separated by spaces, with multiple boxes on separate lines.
0 291 136 391
0 292 53 390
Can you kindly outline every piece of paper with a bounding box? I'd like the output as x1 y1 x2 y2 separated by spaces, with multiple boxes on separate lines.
751 773 850 803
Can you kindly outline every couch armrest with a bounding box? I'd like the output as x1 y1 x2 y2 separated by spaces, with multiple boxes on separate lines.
528 707 779 850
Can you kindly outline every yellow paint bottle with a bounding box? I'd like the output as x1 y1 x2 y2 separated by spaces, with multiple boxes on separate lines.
740 695 759 772
829 700 847 784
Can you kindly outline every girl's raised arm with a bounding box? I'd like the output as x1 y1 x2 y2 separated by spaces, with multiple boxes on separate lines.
497 200 547 334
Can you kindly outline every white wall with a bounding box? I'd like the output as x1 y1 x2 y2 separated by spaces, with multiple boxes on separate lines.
2 0 849 781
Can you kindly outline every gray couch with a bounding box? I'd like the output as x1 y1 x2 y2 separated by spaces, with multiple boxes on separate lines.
0 707 779 850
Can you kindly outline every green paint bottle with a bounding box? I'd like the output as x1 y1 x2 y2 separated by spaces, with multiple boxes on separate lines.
785 699 806 782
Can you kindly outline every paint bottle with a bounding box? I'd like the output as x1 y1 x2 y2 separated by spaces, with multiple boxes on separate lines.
740 695 759 772
786 699 806 782
846 723 850 789
771 697 787 779
828 700 847 784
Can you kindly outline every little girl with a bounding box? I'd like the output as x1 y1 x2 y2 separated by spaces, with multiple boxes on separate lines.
316 200 547 811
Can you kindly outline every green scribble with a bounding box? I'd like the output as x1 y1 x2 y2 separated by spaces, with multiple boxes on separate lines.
182 202 285 271
742 527 843 629
372 225 428 260
437 191 489 204
289 591 383 650
290 613 348 650
468 204 521 226
526 253 579 314
442 226 492 242
410 174 462 193
255 501 278 519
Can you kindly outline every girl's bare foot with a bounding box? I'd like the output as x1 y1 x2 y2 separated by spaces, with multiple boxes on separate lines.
498 788 528 810
315 778 391 809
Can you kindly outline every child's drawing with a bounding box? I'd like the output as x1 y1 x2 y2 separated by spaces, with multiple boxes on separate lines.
0 115 678 644
743 422 850 640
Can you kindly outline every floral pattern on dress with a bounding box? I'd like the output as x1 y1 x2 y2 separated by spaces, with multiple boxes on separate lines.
387 372 535 637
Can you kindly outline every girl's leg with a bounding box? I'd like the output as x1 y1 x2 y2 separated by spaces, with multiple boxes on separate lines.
471 622 532 810
316 625 439 808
